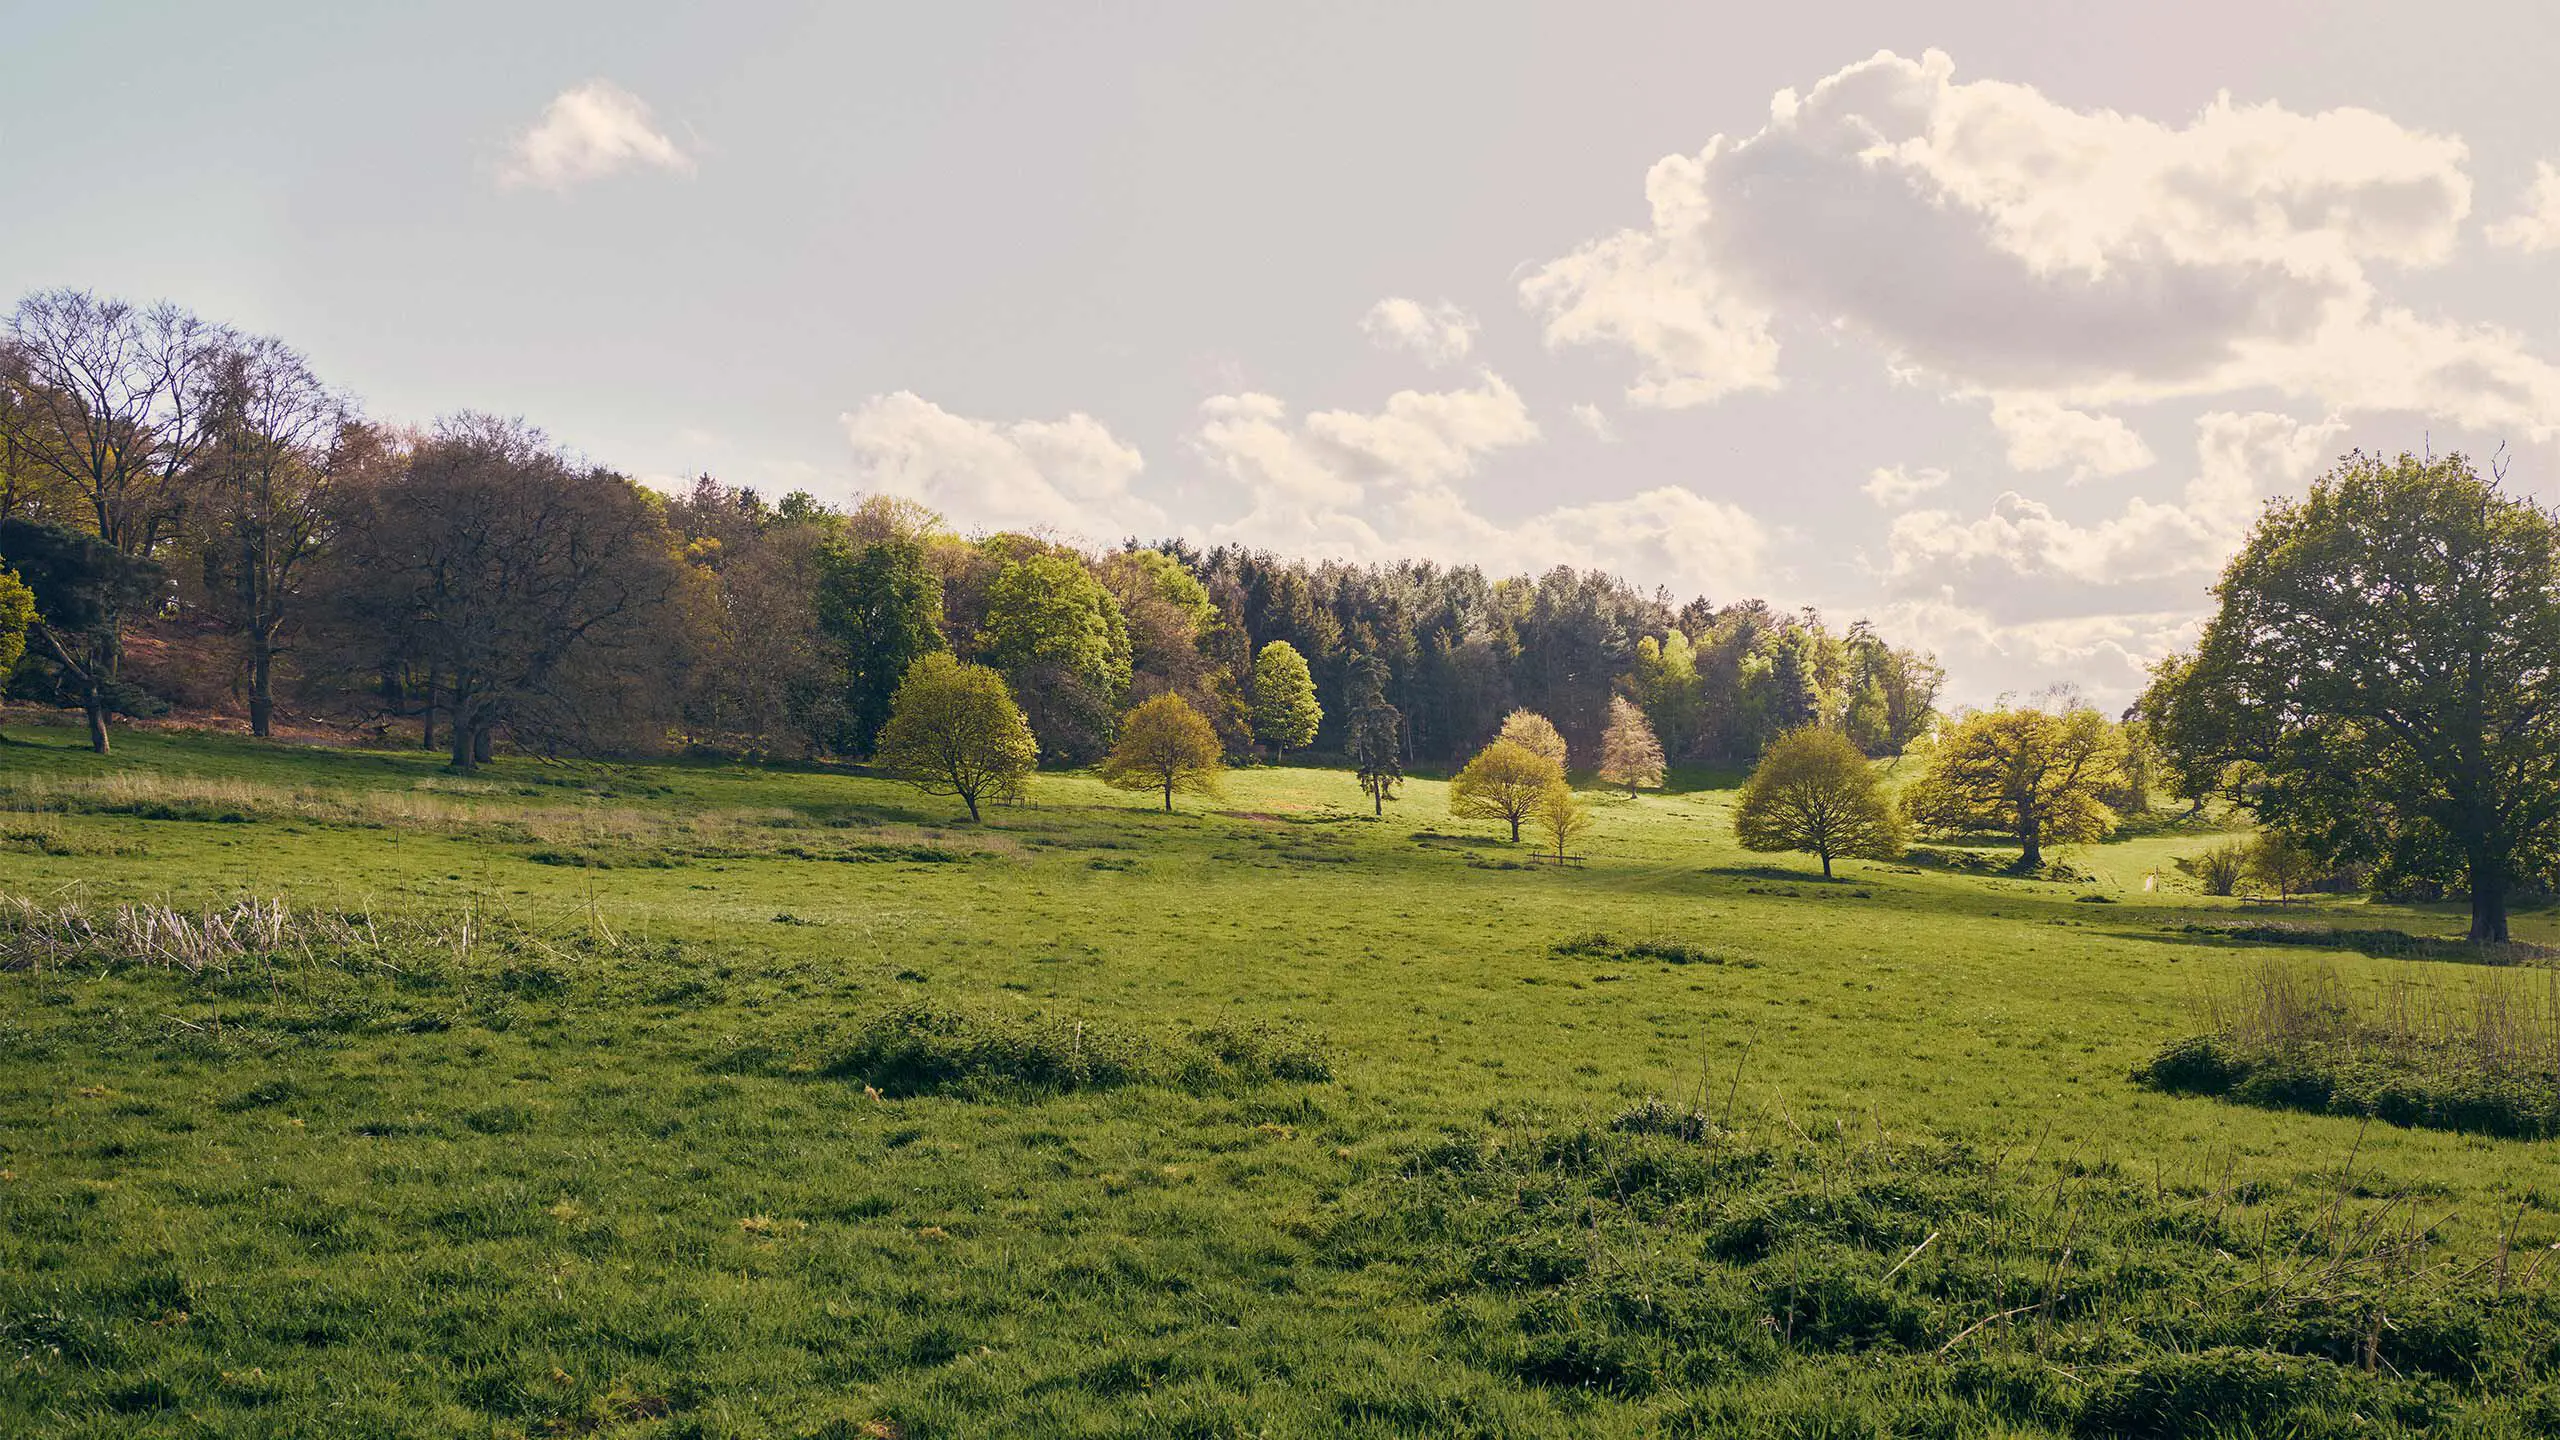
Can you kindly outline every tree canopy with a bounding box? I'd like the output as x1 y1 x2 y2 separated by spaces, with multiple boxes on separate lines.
1902 706 2125 868
1250 640 1320 757
1534 779 1590 864
2144 451 2560 941
1348 666 1403 815
1099 692 1224 812
1451 738 1563 842
873 653 1038 822
1498 709 1568 771
814 534 945 756
1733 727 1903 879
1598 695 1665 791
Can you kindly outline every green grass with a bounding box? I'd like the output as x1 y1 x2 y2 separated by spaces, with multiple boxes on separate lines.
6 719 2560 1436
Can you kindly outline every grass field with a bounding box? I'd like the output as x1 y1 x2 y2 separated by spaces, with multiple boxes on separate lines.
7 720 2560 1437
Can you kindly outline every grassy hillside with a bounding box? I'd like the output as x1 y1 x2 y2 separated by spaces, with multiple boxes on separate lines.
6 721 2560 1437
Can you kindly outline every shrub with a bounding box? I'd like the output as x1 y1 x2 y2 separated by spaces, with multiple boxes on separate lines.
2134 958 2560 1137
2183 841 2251 896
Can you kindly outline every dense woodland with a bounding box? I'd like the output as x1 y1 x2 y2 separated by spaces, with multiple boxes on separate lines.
0 288 1944 773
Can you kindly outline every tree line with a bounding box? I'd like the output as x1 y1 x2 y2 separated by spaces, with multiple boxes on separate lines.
0 286 1945 773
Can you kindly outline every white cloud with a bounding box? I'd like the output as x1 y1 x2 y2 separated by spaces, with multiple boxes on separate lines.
1876 592 2199 709
840 391 1159 539
1189 374 1768 596
2486 162 2560 252
1361 298 1478 366
499 81 693 190
1884 411 2338 589
1985 397 2154 480
1522 49 2560 438
1570 402 1619 441
1863 464 1948 506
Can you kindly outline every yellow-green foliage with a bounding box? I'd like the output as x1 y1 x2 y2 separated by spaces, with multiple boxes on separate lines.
1902 706 2126 864
1099 692 1224 811
1450 738 1562 842
873 652 1038 820
1733 727 1902 878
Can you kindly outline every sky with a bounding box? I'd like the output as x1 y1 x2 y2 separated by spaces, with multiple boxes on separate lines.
7 1 2560 707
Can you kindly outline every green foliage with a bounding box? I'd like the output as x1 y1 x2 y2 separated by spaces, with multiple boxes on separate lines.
872 652 1037 820
1533 779 1589 863
2146 451 2560 941
812 535 944 756
978 542 1132 760
2249 830 2331 901
1903 706 2126 866
2184 840 2251 896
1346 673 1403 815
1097 692 1223 811
1734 727 1902 878
1250 640 1321 756
1449 738 1561 842
0 566 32 681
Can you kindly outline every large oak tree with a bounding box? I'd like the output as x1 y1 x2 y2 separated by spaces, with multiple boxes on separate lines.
2145 451 2560 942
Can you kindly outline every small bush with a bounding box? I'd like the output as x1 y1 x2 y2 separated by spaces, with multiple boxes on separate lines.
2181 841 2251 896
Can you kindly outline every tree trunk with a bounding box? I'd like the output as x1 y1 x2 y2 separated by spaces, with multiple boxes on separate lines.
473 726 494 765
2470 859 2510 943
1820 850 1833 880
1508 815 1521 842
85 693 110 755
2019 820 2042 870
961 787 981 822
1162 779 1173 812
248 640 274 738
1373 791 1382 816
449 718 476 771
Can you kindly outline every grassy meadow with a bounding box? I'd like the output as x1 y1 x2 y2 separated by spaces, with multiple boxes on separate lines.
7 720 2560 1437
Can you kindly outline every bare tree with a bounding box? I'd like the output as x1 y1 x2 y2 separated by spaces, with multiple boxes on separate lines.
2 291 227 745
315 414 697 770
191 334 364 736
5 290 226 554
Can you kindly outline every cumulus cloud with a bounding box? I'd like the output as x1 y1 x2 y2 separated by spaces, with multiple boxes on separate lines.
2486 161 2560 252
1189 374 1768 595
1986 397 2154 480
1570 403 1619 441
1361 298 1478 366
499 81 693 190
1863 464 1949 506
1523 49 2560 437
1874 592 2201 708
840 392 1159 539
1884 411 2339 590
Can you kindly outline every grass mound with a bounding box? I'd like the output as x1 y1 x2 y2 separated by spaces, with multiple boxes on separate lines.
1365 1112 2560 1434
820 1000 1332 1097
2137 957 2560 1137
2137 1033 2560 1138
1551 930 1739 966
